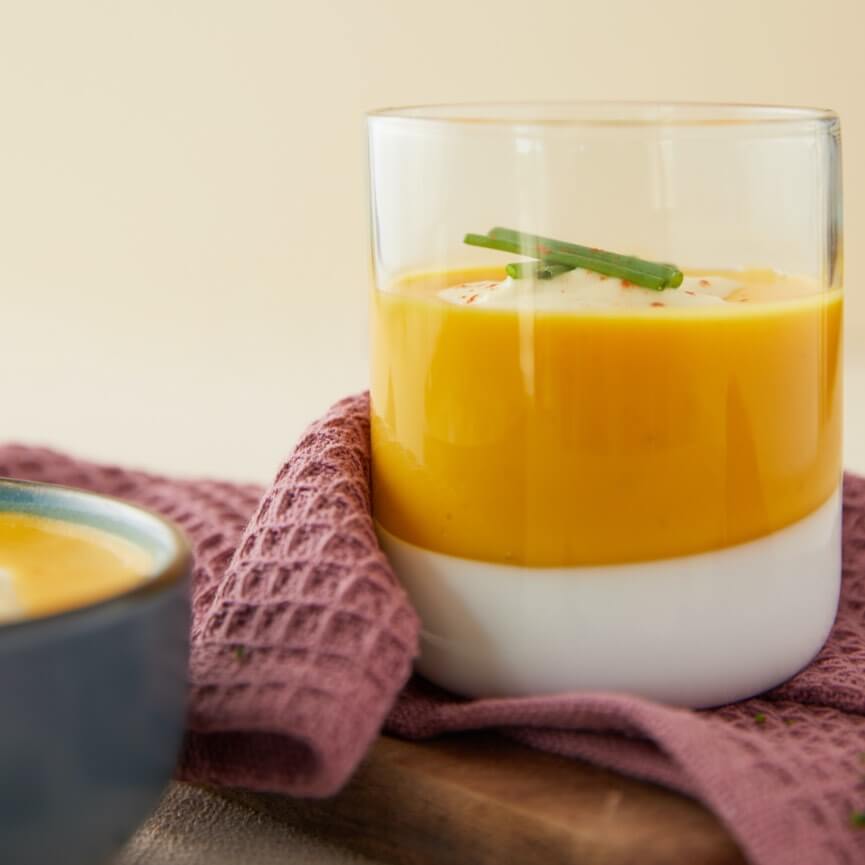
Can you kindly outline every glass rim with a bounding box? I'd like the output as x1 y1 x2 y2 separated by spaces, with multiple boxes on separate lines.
367 100 839 128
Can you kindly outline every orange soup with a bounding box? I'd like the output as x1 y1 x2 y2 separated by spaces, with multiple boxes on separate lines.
0 513 152 620
371 268 842 566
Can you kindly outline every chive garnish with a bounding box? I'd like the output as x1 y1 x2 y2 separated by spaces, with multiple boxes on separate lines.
505 261 571 280
754 712 767 726
464 228 683 291
850 810 865 829
465 232 666 289
491 227 684 289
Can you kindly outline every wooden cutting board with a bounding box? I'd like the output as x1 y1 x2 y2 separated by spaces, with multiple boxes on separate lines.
214 732 747 865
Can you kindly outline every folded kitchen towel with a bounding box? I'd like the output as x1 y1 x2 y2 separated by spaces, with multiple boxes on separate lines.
2 392 865 865
3 395 419 798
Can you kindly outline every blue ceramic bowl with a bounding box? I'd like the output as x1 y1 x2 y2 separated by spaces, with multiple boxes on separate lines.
0 478 191 865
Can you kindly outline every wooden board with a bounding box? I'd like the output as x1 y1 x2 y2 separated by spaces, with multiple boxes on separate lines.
214 732 747 865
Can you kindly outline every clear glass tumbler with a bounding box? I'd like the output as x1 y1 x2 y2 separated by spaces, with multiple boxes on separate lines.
367 102 843 707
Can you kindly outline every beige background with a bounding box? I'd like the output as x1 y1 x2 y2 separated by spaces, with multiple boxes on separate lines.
1 0 863 482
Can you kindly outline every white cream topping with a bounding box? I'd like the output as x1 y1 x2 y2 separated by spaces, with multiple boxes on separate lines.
438 269 742 310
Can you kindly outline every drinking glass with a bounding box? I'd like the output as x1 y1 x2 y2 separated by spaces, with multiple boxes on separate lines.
367 102 842 706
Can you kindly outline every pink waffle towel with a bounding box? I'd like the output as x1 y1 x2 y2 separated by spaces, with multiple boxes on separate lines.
3 392 865 865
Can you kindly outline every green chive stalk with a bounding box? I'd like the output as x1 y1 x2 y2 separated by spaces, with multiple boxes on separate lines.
464 233 669 290
485 228 683 290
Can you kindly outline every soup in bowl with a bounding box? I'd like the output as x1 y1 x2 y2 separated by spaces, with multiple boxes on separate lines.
0 478 191 865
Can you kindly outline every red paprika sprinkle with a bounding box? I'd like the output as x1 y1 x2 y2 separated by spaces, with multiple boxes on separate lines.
651 301 665 308
699 279 711 287
685 290 696 296
621 279 632 288
466 294 479 304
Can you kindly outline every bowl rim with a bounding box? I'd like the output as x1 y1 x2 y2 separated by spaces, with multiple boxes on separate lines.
0 477 192 634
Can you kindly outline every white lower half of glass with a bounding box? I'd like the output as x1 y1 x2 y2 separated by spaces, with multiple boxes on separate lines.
377 488 842 708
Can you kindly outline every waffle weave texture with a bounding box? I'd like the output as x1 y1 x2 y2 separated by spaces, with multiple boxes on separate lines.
3 391 865 865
